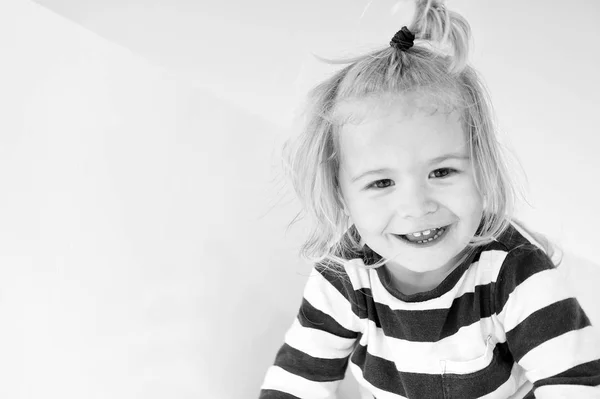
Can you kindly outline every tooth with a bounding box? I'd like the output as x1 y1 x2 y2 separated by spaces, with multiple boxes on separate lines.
427 238 433 241
412 232 421 237
422 230 431 235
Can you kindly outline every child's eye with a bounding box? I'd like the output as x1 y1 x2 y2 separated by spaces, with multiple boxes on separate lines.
429 168 457 178
367 179 394 189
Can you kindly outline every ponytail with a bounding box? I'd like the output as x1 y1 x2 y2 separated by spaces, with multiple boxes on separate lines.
409 0 471 73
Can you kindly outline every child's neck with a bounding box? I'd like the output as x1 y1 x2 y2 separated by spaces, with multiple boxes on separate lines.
384 262 458 296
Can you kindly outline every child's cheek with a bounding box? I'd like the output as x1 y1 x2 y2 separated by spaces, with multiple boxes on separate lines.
351 198 393 232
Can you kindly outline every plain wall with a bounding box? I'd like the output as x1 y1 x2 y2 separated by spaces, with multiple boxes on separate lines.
0 0 598 398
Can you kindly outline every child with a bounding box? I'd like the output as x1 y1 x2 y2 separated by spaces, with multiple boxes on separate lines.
259 1 600 398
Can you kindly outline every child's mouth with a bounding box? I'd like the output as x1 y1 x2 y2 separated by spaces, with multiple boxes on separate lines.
394 224 451 247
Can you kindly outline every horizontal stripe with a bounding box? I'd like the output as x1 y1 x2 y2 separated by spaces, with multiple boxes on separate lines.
533 384 600 398
314 263 353 299
344 258 375 290
285 318 357 359
364 318 502 373
476 364 532 399
297 298 359 339
361 319 492 374
507 298 591 362
323 268 501 343
371 282 494 342
351 340 515 398
520 326 600 382
314 261 504 344
351 343 415 397
495 246 555 314
259 389 301 399
260 366 340 398
498 267 573 332
273 343 348 382
318 263 375 320
478 380 532 399
303 268 362 333
352 287 375 320
443 334 496 374
319 253 505 343
442 342 514 398
535 359 600 388
369 255 500 312
348 362 408 399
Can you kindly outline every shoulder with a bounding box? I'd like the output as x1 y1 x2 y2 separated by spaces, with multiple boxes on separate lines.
310 258 378 317
496 244 555 291
490 222 558 313
494 221 557 281
313 258 371 294
493 220 548 252
472 221 554 283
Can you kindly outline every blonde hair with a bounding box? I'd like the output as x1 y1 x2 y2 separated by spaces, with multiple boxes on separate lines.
281 0 557 270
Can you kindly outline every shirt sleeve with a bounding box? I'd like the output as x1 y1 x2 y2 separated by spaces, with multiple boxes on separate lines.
494 245 600 398
259 263 363 399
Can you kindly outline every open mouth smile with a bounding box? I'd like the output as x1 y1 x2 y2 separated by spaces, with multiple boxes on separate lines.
394 224 451 246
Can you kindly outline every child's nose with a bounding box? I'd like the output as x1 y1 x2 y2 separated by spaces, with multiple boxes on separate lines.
395 182 437 218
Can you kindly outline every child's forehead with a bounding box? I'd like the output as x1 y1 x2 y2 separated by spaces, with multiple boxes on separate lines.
334 93 469 167
332 92 459 125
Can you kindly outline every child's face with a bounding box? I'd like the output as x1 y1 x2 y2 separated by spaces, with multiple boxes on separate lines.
337 95 483 275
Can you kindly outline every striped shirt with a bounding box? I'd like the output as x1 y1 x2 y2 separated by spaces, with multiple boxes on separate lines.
259 222 600 398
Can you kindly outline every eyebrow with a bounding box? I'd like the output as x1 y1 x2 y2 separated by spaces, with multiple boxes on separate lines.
429 153 470 164
350 153 470 183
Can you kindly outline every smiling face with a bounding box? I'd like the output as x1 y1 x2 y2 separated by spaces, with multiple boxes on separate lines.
336 95 484 279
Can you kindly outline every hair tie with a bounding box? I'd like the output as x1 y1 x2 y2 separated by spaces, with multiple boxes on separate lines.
390 26 415 51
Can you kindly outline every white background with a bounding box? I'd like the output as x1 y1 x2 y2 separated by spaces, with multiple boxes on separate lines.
0 0 599 398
